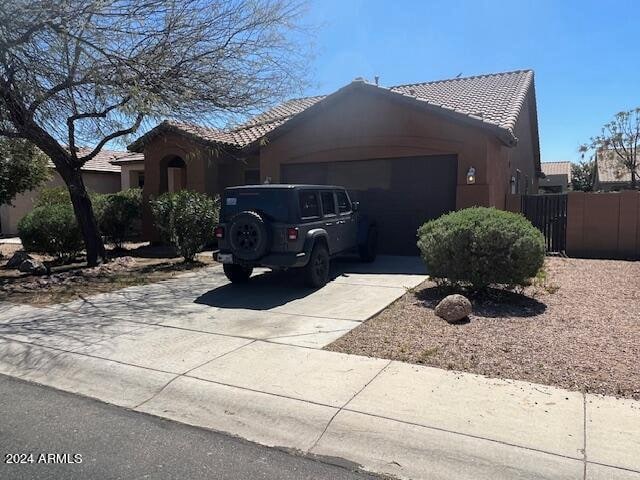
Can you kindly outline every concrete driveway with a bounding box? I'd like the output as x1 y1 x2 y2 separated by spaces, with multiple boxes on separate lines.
1 256 638 480
0 255 425 351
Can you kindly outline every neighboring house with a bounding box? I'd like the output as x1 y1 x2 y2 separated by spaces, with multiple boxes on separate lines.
0 149 130 236
539 161 572 193
594 150 640 191
129 69 542 254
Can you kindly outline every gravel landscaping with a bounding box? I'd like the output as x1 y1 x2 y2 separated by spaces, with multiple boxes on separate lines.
327 257 640 399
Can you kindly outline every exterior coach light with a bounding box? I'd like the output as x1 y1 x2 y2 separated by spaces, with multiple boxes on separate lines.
466 167 476 185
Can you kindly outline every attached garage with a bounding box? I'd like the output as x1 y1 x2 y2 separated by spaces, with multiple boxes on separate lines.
281 155 457 254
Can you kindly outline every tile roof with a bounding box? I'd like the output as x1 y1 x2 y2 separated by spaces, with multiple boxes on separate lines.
129 70 534 152
596 150 640 183
389 70 533 138
541 161 572 179
47 148 126 173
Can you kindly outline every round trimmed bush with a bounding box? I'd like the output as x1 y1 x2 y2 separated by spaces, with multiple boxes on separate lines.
150 190 220 262
417 207 545 290
18 203 83 259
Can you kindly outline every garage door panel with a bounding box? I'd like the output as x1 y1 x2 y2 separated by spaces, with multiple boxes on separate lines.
281 155 457 254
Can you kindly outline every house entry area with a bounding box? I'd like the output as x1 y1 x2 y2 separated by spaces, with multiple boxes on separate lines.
281 155 458 254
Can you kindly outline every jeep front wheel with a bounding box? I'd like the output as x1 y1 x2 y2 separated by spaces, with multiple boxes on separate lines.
223 264 253 284
304 243 330 288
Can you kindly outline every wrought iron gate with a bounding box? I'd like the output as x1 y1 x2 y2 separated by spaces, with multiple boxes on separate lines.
521 194 568 253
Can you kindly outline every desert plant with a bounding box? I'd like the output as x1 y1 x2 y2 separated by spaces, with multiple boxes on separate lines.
18 203 83 260
150 190 220 262
98 189 142 249
417 207 545 290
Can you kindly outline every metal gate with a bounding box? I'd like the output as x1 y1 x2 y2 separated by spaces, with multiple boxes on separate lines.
521 194 568 253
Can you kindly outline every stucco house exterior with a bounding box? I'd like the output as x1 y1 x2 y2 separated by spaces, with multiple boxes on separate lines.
0 149 135 236
594 150 640 191
129 69 542 253
539 161 571 193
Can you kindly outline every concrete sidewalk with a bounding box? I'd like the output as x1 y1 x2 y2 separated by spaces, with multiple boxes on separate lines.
0 258 638 480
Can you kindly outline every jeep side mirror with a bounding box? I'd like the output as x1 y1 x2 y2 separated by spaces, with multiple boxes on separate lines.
352 201 359 212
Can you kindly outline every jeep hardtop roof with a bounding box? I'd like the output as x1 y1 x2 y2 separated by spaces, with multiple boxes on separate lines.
225 184 344 191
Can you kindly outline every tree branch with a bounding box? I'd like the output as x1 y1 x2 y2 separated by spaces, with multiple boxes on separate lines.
66 96 132 153
77 113 144 165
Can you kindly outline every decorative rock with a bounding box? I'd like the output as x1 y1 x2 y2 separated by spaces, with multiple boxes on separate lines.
435 294 472 323
5 250 32 269
18 258 48 275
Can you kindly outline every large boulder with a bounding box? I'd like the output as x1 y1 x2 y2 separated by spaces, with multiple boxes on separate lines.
18 258 48 276
435 294 472 323
5 250 32 269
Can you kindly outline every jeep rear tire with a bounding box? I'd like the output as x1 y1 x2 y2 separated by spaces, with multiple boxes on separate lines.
359 226 378 263
304 243 330 288
223 264 253 284
229 211 269 261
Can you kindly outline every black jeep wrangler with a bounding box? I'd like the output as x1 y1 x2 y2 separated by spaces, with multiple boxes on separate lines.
215 185 377 288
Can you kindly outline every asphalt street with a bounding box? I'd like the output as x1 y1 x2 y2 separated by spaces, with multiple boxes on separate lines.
0 374 380 480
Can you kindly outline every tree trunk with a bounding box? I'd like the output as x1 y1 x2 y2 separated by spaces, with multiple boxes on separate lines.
56 162 106 266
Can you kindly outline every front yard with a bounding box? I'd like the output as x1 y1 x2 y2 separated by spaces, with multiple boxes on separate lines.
327 257 640 399
0 242 216 306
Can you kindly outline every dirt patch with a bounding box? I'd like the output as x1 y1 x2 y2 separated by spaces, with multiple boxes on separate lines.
327 257 640 399
0 242 217 306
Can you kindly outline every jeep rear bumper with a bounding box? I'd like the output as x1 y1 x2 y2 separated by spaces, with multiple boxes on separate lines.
217 251 309 269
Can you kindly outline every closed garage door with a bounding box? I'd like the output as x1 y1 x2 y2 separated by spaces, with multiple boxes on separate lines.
281 155 457 254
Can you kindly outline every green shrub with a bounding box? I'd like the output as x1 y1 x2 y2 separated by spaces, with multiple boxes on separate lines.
150 190 220 261
98 188 142 248
18 203 83 259
417 207 545 290
35 186 71 207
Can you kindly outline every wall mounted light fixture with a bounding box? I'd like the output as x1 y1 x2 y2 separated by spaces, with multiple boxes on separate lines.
466 167 476 185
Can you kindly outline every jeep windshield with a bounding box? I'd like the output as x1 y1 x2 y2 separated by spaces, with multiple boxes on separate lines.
221 188 291 223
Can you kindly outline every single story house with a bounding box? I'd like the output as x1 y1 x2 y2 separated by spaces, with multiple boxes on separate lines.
539 161 571 193
0 149 135 236
129 69 542 253
594 150 640 191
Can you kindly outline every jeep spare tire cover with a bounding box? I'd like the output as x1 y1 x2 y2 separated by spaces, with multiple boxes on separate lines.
229 211 269 261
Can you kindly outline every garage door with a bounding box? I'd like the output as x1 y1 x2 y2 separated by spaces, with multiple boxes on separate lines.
281 155 457 254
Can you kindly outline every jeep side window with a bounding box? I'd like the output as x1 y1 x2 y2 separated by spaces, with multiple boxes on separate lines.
336 190 351 214
321 191 337 217
299 191 320 219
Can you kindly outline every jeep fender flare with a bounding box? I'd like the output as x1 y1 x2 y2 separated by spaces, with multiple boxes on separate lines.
303 229 329 257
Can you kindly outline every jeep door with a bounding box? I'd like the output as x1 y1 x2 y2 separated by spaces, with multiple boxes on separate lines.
335 189 357 252
319 190 340 254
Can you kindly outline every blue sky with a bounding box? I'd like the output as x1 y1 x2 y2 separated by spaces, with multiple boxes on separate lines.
301 0 640 162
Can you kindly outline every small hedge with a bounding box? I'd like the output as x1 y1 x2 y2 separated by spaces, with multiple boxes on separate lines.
97 189 142 249
150 190 220 262
18 203 83 259
34 186 142 249
417 207 545 290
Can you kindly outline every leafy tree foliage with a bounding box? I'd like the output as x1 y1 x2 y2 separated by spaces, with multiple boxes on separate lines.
570 161 594 192
0 138 49 206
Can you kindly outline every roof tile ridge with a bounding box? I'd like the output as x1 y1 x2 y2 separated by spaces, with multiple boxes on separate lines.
389 69 533 89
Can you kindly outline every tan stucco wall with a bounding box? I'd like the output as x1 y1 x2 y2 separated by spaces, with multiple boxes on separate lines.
120 162 145 190
0 169 121 235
